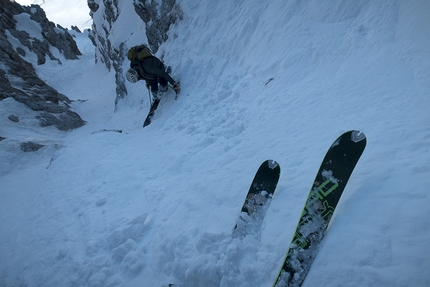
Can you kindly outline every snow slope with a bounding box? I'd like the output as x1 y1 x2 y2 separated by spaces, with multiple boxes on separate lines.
1 0 430 286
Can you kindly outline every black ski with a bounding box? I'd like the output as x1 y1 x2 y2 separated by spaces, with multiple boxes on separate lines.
233 160 281 237
143 98 160 127
273 130 366 287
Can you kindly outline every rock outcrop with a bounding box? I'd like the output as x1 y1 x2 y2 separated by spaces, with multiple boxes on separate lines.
0 0 85 132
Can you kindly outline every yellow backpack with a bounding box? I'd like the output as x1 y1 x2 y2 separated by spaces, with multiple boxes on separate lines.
127 45 152 61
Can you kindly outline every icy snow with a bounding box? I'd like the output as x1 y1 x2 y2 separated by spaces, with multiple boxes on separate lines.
1 0 430 287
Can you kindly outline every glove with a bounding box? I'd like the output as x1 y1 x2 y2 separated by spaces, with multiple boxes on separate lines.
172 82 180 94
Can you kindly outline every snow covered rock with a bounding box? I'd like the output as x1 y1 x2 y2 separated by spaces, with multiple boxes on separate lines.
0 0 85 131
133 0 183 52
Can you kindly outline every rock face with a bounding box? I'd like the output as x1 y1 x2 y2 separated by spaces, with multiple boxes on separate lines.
133 0 183 53
0 0 85 132
88 0 183 106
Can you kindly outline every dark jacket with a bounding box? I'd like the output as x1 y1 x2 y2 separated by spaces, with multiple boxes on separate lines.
130 56 175 85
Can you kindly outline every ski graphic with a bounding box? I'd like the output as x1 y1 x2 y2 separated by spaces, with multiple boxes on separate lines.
273 130 366 287
233 160 280 237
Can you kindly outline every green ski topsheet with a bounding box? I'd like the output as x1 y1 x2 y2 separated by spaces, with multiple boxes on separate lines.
273 130 366 287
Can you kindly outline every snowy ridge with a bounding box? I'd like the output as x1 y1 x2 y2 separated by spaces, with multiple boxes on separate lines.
15 0 92 30
1 1 430 287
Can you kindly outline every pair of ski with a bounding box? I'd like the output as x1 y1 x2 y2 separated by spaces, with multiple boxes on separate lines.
234 130 366 287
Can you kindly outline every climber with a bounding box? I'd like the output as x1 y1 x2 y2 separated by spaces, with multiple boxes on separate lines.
125 45 180 100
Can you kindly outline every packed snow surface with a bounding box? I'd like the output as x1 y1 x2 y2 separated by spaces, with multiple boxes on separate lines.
1 1 430 286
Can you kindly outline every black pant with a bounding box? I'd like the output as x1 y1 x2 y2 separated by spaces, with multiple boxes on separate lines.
148 77 168 93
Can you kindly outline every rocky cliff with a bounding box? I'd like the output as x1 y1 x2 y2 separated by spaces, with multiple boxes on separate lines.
0 0 85 135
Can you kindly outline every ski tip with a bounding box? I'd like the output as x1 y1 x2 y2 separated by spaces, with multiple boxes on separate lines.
351 130 366 143
267 159 279 169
